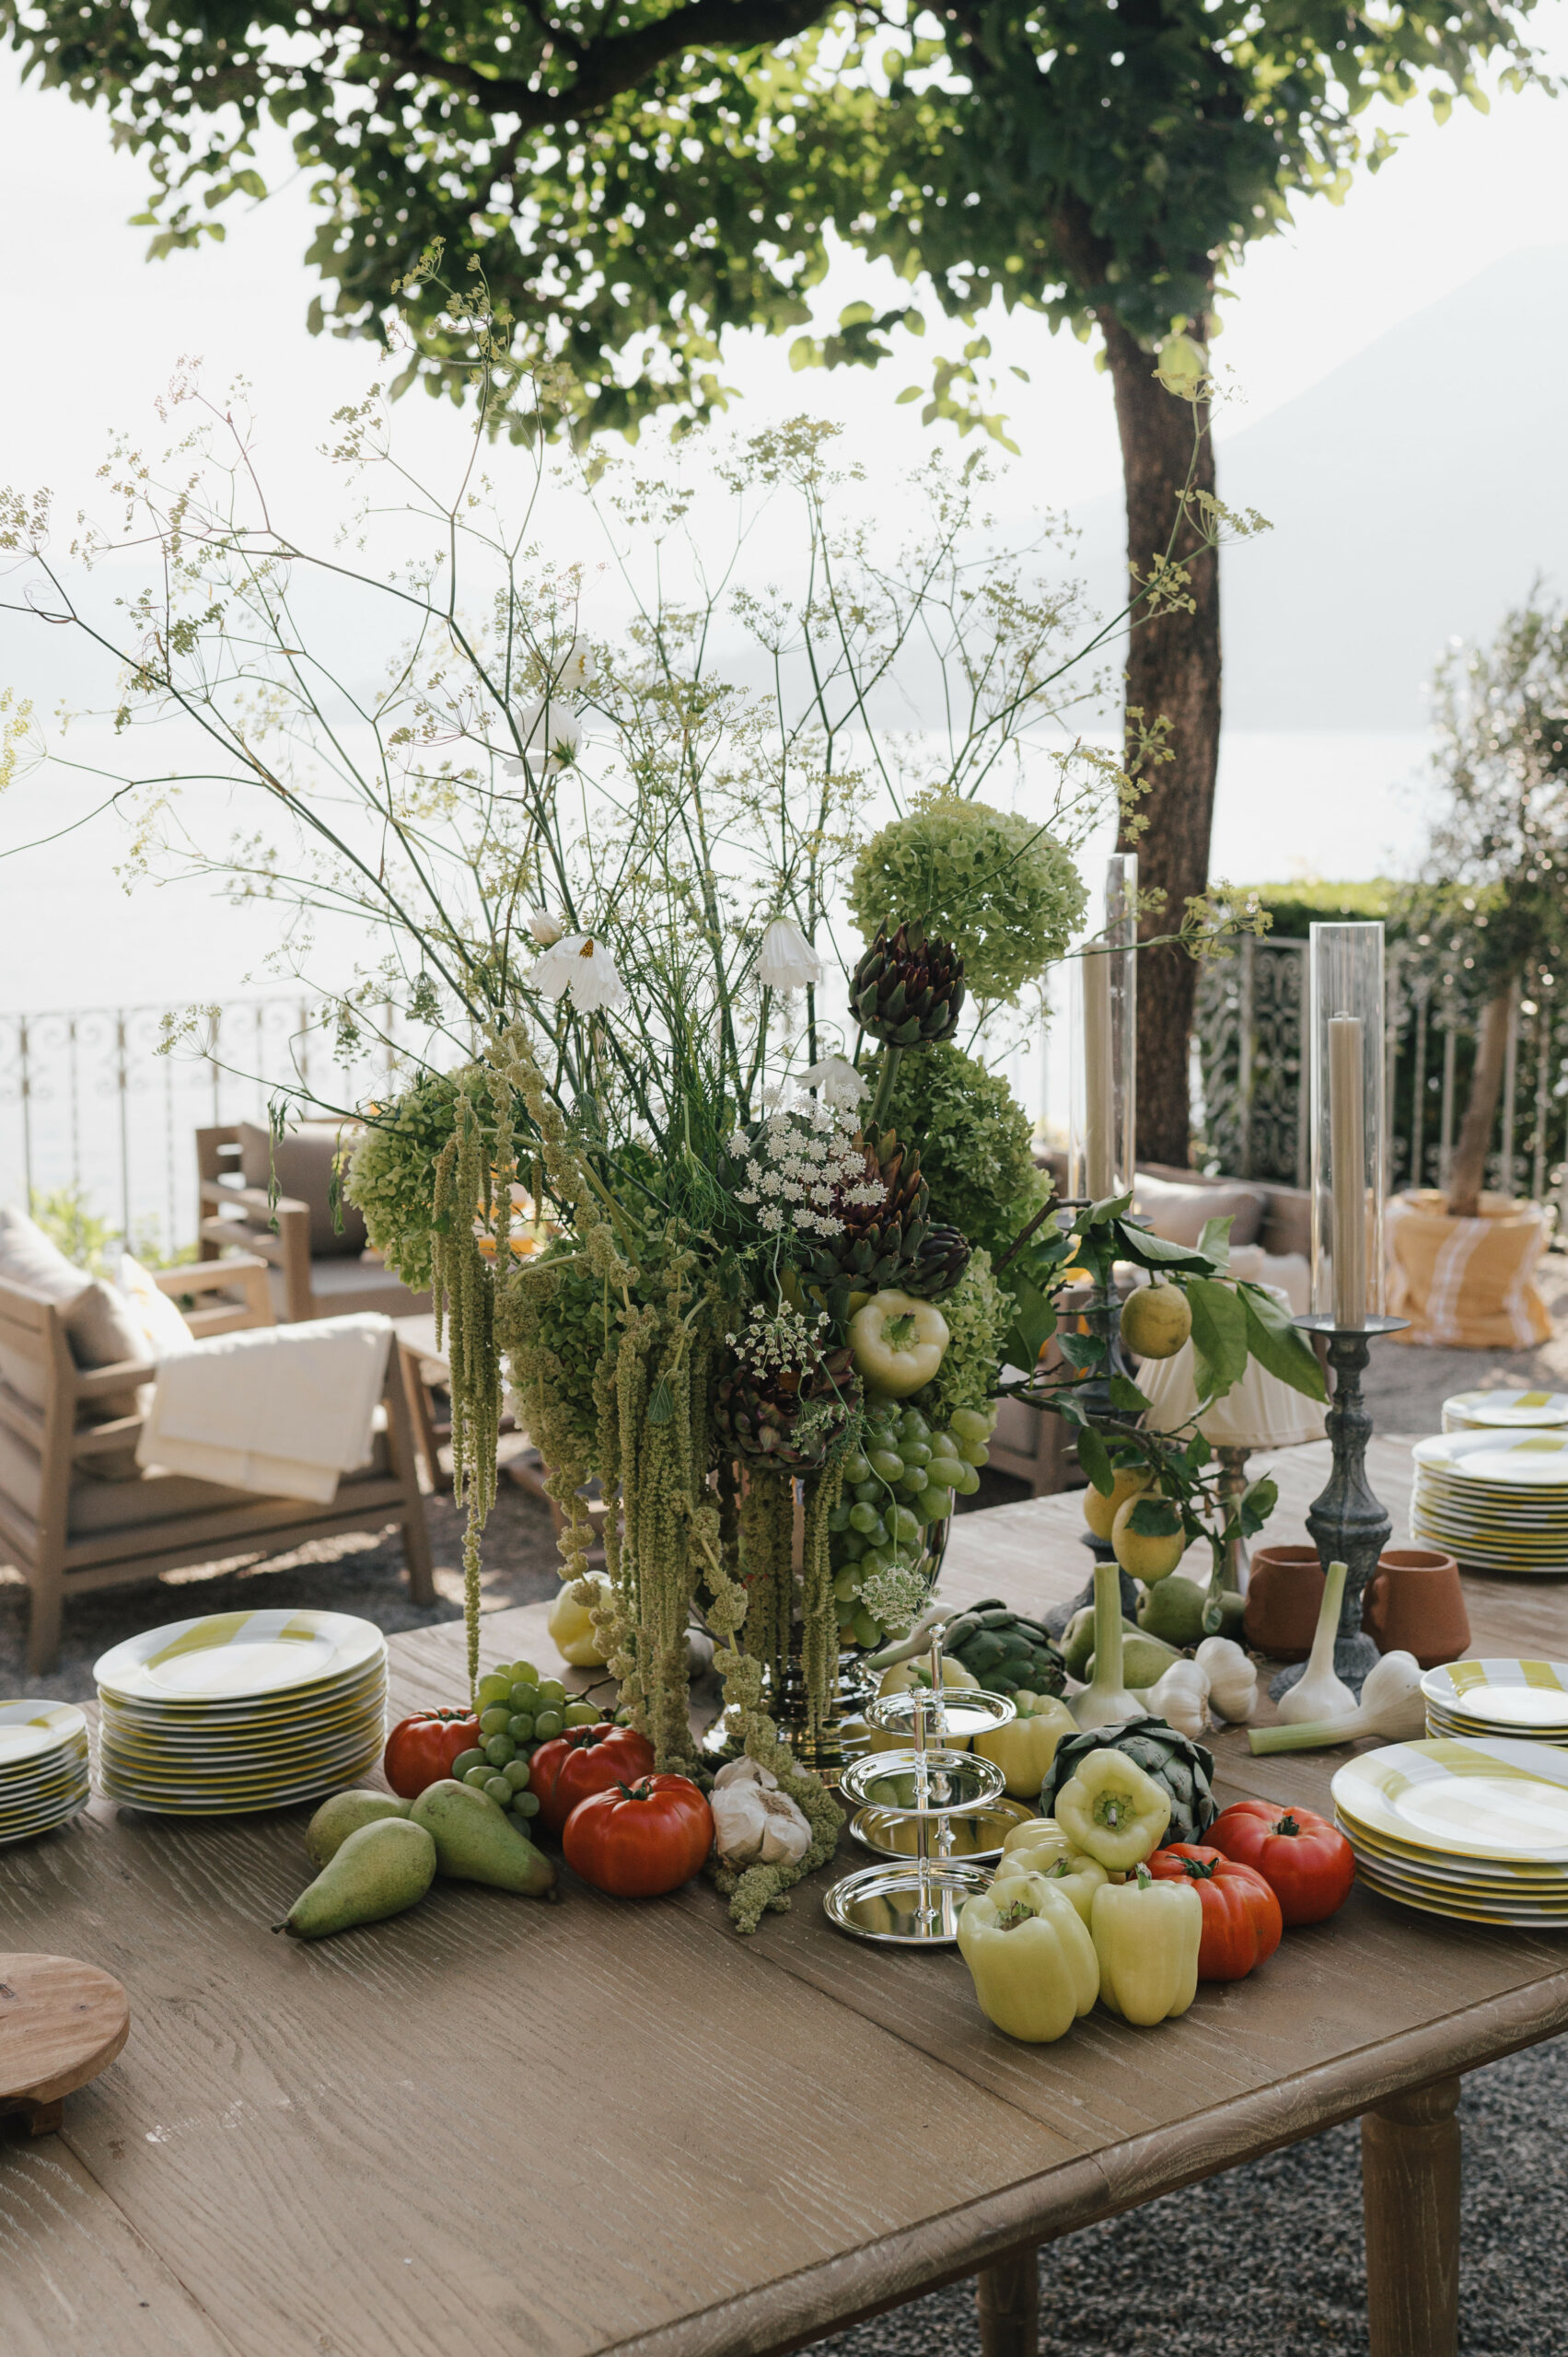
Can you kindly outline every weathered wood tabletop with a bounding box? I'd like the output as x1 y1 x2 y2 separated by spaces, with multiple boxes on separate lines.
4 1434 1567 2357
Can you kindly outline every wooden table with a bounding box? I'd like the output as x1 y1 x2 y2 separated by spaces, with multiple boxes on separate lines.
4 1434 1567 2357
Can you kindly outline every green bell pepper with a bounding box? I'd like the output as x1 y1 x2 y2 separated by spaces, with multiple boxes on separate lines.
1091 1862 1202 2025
957 1871 1101 2043
1051 1747 1171 1871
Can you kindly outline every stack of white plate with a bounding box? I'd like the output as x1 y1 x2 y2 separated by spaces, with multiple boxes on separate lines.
1332 1736 1568 1927
1410 1429 1568 1575
1423 1658 1568 1744
1443 1388 1568 1434
0 1700 90 1845
95 1608 387 1815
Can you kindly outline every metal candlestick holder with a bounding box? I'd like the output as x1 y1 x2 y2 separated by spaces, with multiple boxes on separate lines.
1272 1313 1408 1701
824 1619 1013 1946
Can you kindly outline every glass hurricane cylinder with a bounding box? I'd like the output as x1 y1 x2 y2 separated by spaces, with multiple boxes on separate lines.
1308 923 1386 1329
1068 853 1137 1202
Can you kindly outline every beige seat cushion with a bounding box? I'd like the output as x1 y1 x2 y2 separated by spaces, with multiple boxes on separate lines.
238 1122 369 1259
0 1209 150 1434
1132 1170 1267 1251
0 1411 392 1539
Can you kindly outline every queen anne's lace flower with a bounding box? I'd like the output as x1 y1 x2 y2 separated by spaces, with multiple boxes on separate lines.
726 1093 885 1235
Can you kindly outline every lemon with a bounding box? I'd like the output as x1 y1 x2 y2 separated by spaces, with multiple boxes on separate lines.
1111 1494 1187 1584
1083 1462 1155 1541
1119 1283 1192 1362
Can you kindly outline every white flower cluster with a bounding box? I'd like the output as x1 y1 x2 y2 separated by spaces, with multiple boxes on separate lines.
728 1095 885 1237
725 1302 830 1377
859 1561 932 1639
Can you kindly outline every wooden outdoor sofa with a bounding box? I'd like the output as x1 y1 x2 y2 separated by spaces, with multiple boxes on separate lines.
0 1256 434 1675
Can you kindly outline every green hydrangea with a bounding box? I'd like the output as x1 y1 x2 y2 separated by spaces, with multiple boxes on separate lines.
914 1248 1012 1424
343 1063 470 1293
850 796 1086 1003
882 1040 1050 1263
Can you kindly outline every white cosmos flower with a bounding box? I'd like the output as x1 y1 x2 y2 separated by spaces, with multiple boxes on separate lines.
758 916 823 991
502 696 582 776
800 1053 867 1109
551 636 595 692
528 909 566 946
530 933 628 1014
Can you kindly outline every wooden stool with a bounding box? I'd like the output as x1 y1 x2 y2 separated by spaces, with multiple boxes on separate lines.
0 1953 130 2136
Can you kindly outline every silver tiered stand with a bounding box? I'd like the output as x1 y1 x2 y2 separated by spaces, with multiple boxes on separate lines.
824 1613 1015 1946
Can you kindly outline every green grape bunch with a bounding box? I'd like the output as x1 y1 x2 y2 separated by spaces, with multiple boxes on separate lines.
827 1397 998 1648
447 1656 603 1824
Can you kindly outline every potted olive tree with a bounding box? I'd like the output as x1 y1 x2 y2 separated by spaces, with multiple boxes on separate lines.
1389 600 1568 1345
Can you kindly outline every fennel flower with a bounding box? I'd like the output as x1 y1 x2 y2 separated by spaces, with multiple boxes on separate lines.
758 916 823 991
531 933 628 1014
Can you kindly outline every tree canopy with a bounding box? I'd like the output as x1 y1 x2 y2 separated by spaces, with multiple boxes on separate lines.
2 0 1545 439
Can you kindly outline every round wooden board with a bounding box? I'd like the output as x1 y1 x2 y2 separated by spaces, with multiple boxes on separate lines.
0 1952 130 2136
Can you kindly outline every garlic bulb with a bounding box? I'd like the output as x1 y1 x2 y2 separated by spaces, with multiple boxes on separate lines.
1195 1636 1258 1724
1145 1659 1211 1740
710 1759 812 1869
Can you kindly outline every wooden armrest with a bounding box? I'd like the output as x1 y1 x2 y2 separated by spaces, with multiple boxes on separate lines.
73 1414 145 1459
155 1257 268 1296
74 1357 157 1398
201 1182 310 1221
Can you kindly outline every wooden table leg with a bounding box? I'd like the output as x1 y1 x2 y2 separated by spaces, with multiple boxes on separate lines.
1362 2075 1461 2357
975 2247 1038 2356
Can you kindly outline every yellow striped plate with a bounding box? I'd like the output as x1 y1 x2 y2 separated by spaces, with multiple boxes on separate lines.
1331 1737 1568 1862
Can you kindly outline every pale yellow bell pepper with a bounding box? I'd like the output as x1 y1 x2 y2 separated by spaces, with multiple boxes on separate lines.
957 1871 1100 2042
546 1577 610 1669
1091 1863 1202 2025
997 1817 1071 1875
974 1695 1077 1797
1052 1747 1171 1871
1002 1847 1110 1929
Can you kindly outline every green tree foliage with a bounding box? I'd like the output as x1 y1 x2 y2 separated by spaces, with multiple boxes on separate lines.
0 0 1544 441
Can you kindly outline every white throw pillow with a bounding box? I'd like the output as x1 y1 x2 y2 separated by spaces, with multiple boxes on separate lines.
0 1208 149 1449
119 1254 195 1359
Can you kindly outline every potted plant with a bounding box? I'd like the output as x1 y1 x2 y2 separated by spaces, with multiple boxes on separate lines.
1387 601 1567 1347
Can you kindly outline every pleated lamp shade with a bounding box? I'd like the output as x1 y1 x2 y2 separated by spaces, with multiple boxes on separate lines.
1134 1285 1327 1452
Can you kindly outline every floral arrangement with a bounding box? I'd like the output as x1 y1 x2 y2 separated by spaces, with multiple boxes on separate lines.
2 277 1314 1931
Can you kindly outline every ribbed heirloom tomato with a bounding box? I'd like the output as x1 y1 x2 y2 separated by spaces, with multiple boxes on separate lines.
563 1775 715 1898
530 1724 656 1838
382 1710 482 1799
1207 1801 1355 1926
1147 1844 1283 1980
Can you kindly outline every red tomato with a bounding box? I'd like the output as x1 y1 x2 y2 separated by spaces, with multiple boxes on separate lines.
1208 1801 1355 1926
383 1709 482 1799
1147 1843 1283 1980
563 1775 714 1898
531 1724 656 1838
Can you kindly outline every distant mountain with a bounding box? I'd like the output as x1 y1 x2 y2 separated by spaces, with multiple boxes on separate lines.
1073 245 1568 730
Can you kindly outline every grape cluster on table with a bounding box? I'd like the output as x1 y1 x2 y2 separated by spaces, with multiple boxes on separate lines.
449 1659 603 1824
829 1399 998 1649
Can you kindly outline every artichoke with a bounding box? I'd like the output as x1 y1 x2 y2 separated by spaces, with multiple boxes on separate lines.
802 1129 930 1314
852 923 966 1048
714 1344 861 1472
901 1222 971 1301
1038 1715 1217 1847
944 1602 1065 1699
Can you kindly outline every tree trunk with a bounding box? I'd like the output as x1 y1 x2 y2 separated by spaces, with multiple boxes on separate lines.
1101 308 1221 1169
1446 985 1514 1217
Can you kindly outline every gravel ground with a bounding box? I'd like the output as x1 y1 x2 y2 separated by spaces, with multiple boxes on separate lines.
812 2031 1566 2356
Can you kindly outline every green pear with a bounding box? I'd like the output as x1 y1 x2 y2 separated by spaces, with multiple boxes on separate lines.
276 1817 436 1940
1086 1631 1185 1689
305 1790 412 1869
410 1779 557 1898
1062 1605 1143 1683
1137 1574 1209 1649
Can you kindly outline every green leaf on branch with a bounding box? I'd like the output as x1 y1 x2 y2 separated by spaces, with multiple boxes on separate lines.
1110 1220 1218 1271
1058 1329 1106 1372
1081 1190 1133 1227
1239 1474 1279 1538
1108 1374 1153 1413
1185 1278 1249 1399
1240 1286 1327 1402
1001 1271 1057 1372
1127 1494 1184 1538
1197 1213 1234 1271
1076 1424 1115 1495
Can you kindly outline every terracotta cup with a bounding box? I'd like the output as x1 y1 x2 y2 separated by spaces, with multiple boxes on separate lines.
1362 1547 1471 1671
1243 1545 1325 1662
